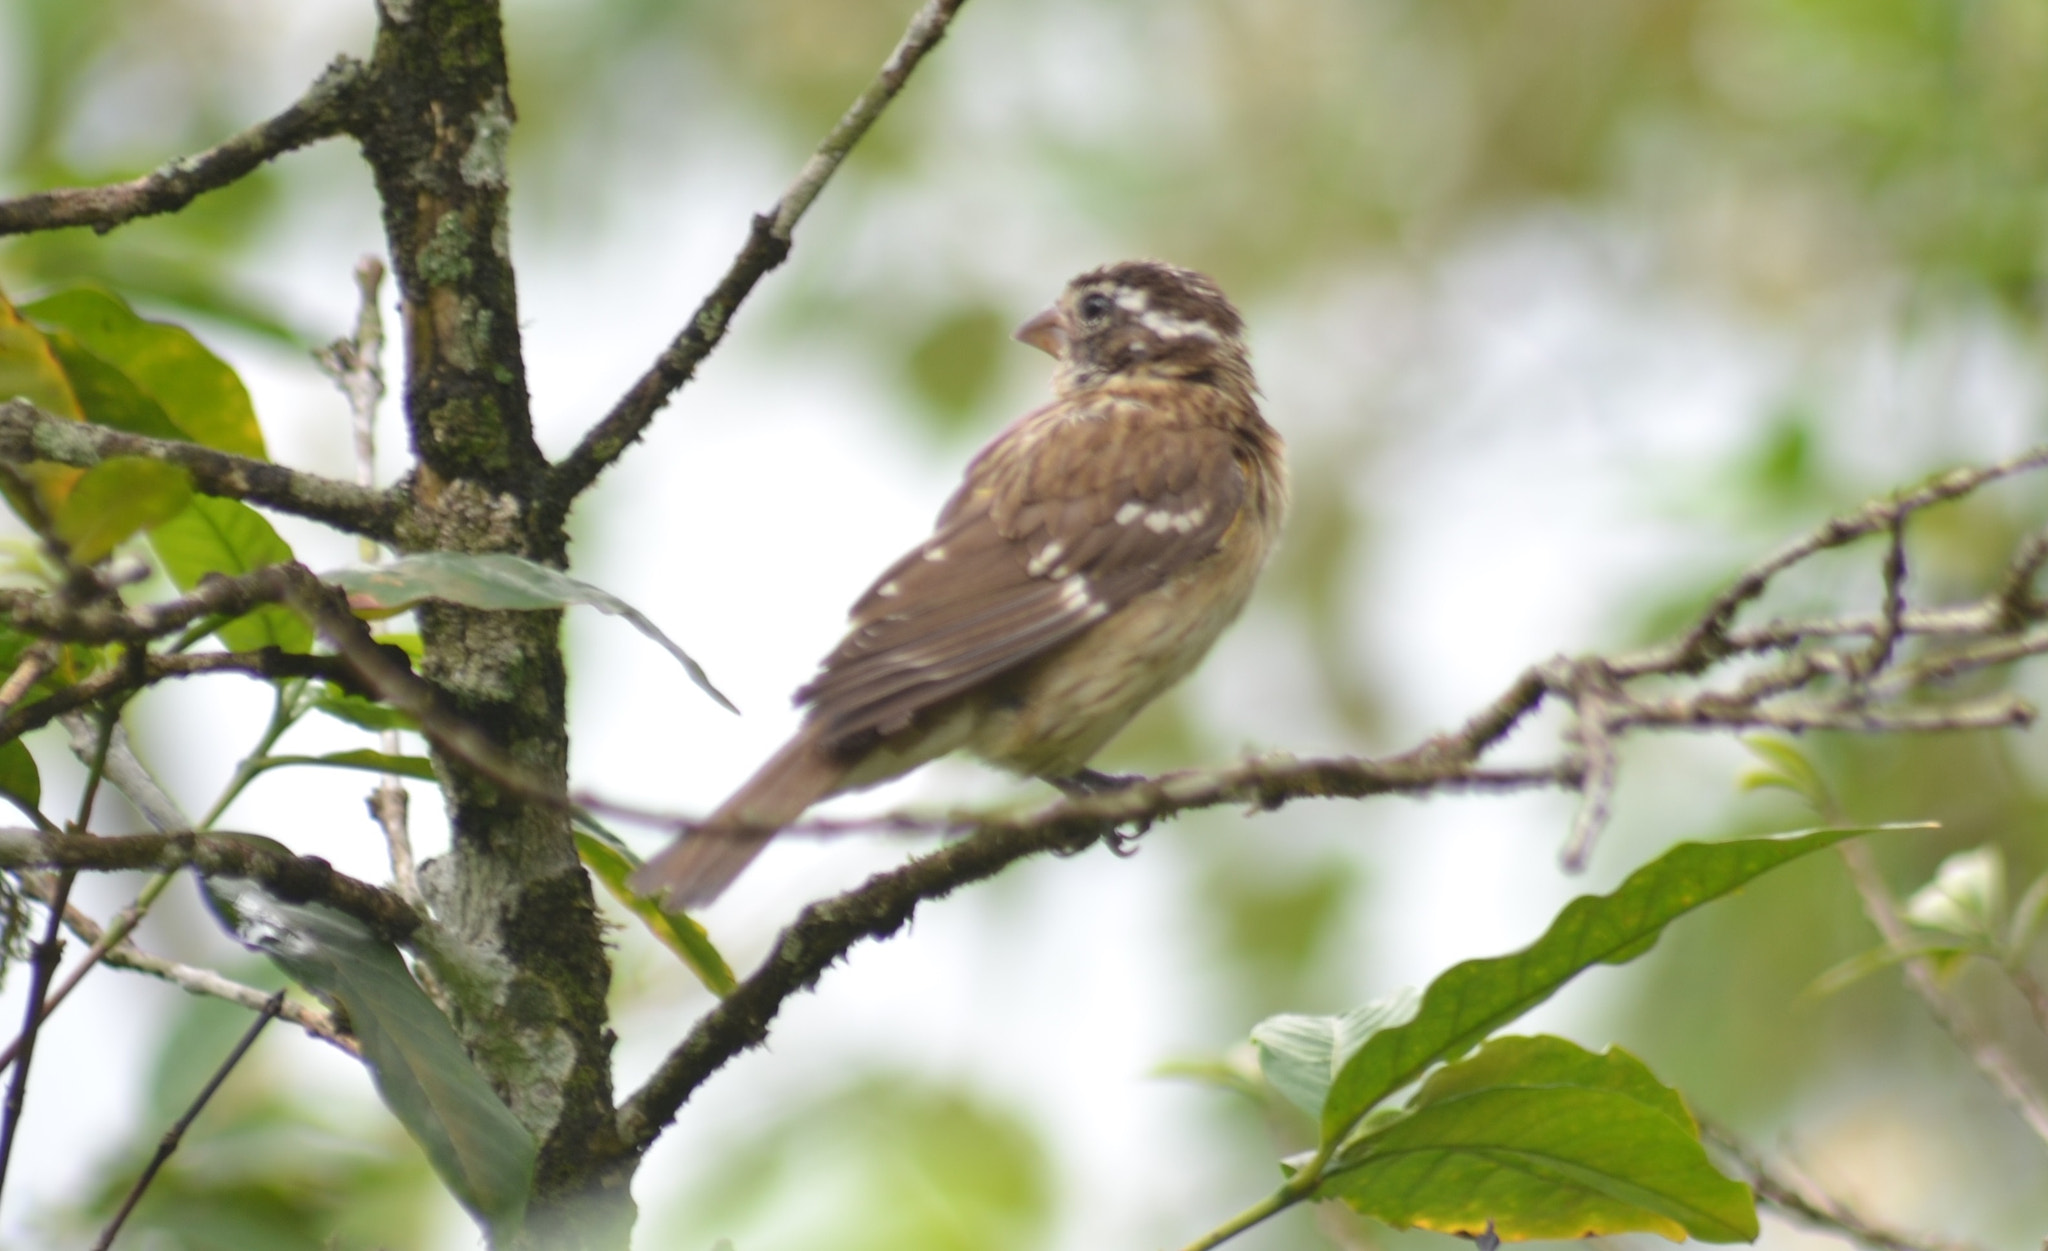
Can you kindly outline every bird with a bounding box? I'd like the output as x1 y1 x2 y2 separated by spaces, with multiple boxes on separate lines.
630 259 1288 909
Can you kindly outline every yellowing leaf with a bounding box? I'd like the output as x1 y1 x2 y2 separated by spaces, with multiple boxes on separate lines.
53 457 193 565
24 287 267 459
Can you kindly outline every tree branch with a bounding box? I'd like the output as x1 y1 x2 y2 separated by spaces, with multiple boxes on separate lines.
613 756 1563 1150
1703 1121 1986 1251
613 443 2048 1154
0 648 362 745
550 0 974 503
0 828 421 946
0 401 405 543
0 57 369 238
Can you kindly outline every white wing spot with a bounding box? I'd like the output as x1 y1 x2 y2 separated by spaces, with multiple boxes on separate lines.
876 580 901 598
924 546 948 562
1115 501 1146 526
1026 541 1066 577
1058 574 1108 621
1142 505 1209 535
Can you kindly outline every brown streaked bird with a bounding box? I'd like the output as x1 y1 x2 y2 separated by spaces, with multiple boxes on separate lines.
630 260 1288 908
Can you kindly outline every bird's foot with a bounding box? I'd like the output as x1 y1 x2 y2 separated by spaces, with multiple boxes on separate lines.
1051 768 1141 797
1051 769 1151 858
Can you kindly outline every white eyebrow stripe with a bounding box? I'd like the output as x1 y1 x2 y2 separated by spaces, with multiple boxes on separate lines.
1137 308 1221 342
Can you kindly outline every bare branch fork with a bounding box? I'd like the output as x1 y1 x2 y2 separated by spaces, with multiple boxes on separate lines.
548 0 974 504
613 441 2048 1145
0 58 369 238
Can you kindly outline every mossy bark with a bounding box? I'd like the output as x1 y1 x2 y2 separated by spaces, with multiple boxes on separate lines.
353 0 635 1244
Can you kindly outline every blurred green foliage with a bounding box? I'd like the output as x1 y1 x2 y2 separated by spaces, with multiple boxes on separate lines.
658 1075 1054 1251
4 0 2048 1246
47 983 444 1249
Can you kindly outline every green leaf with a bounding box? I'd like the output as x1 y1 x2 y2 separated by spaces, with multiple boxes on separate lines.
1319 1036 1757 1243
1319 824 1926 1142
200 876 534 1232
2010 870 2048 954
255 750 439 783
40 334 190 442
23 287 267 459
0 291 82 419
326 552 736 713
1737 736 1836 817
1808 938 1971 997
149 495 311 652
53 456 193 565
0 739 41 810
576 826 737 996
1253 992 1418 1117
1903 846 2004 943
0 290 87 519
311 687 421 733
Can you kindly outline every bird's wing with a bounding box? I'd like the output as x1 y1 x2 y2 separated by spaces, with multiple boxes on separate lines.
798 391 1248 750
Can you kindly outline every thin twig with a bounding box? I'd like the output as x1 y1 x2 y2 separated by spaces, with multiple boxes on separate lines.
90 990 286 1250
0 708 115 1202
0 399 402 543
0 646 362 746
0 645 56 719
0 58 367 237
59 714 190 833
1838 842 2048 1147
36 886 348 1052
1702 1121 1982 1251
552 0 974 501
0 871 176 1075
316 256 418 903
1667 443 2048 670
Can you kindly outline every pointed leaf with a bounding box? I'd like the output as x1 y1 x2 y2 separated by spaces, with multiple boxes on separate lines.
2010 871 2048 954
311 688 420 734
41 334 189 442
149 496 311 652
326 552 735 712
54 457 192 564
0 739 40 811
24 287 267 459
1320 1036 1756 1243
1320 825 1927 1142
0 289 85 517
1254 992 1418 1116
576 825 736 996
254 750 439 783
1737 736 1835 817
200 875 534 1231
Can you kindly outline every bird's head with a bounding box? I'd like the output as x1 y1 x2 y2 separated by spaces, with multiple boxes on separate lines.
1015 260 1252 398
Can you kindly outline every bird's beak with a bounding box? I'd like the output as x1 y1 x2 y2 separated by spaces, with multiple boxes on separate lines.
1013 306 1067 357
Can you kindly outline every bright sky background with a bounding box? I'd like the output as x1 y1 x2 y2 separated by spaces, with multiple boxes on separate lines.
3 2 2045 1248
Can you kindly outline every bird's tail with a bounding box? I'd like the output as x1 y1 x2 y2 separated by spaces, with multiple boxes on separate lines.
628 730 845 909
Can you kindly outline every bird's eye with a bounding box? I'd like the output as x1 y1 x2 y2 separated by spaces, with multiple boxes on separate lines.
1077 291 1115 324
